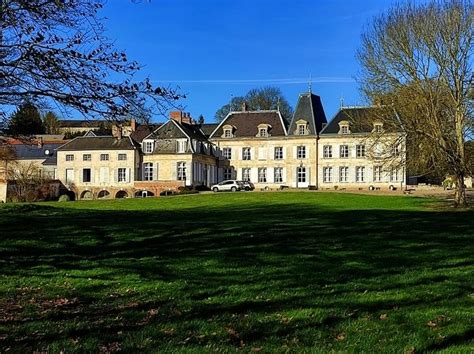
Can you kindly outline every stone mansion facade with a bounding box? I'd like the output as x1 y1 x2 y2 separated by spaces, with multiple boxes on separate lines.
54 91 406 199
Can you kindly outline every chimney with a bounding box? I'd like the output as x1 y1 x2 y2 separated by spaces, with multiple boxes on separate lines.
130 118 136 132
37 137 43 148
241 102 248 112
170 111 193 124
112 124 122 140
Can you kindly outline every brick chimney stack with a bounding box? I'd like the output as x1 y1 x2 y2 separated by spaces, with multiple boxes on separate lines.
130 118 136 132
112 124 122 140
170 111 193 124
37 137 43 148
241 102 248 112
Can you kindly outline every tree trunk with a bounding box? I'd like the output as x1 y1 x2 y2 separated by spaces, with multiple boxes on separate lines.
454 173 467 208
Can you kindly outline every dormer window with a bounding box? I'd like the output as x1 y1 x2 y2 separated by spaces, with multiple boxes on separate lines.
176 140 187 153
143 140 154 154
338 121 350 134
373 122 384 133
222 124 234 138
256 123 271 137
295 119 309 135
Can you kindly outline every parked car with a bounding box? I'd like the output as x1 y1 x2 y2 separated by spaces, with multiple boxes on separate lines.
211 180 242 192
238 180 255 191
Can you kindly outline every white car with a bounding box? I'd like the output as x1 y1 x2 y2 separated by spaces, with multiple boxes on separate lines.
211 180 242 192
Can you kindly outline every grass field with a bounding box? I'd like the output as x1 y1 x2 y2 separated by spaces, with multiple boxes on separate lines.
0 192 473 353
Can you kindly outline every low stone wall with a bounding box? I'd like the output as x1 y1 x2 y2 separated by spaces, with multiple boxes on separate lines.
134 180 185 196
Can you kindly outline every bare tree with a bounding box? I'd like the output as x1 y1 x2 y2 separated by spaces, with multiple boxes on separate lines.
358 0 473 207
0 0 182 127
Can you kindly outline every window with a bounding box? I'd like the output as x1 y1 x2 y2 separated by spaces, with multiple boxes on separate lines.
82 168 91 183
390 168 399 182
118 168 127 182
374 123 383 133
258 128 268 137
65 168 74 184
177 140 187 153
224 168 232 180
99 167 109 183
242 147 251 160
356 166 365 182
374 166 382 182
323 145 332 158
323 167 332 183
83 154 91 161
143 140 154 153
118 153 127 161
274 167 283 183
297 146 306 159
177 162 186 181
339 145 349 158
242 168 251 182
274 147 283 160
297 167 306 183
340 125 350 134
223 148 232 160
392 144 400 156
298 124 306 135
356 145 366 158
224 128 233 138
339 166 349 183
144 162 154 181
258 168 267 183
65 154 74 161
100 154 109 161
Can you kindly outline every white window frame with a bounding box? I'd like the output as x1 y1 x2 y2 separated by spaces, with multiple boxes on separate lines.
143 140 154 154
298 124 306 135
144 162 154 181
100 153 109 161
224 168 232 180
242 147 251 160
177 140 187 153
323 145 332 158
297 166 306 183
259 128 268 137
341 125 350 134
297 146 306 159
274 167 283 183
242 168 251 182
118 168 127 183
224 129 233 138
118 153 127 161
339 166 349 183
258 167 267 183
274 147 283 160
323 167 332 183
65 154 74 162
177 162 186 181
356 166 365 182
356 145 366 158
340 145 349 158
83 154 91 161
374 166 382 182
223 148 232 160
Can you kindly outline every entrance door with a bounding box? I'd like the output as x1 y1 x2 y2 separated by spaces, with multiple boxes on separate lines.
296 167 308 188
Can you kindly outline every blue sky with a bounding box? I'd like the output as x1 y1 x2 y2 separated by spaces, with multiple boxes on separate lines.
101 0 401 123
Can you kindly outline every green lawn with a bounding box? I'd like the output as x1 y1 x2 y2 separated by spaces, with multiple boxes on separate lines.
0 192 473 353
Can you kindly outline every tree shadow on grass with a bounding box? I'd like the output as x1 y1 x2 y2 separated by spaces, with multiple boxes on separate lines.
0 201 473 351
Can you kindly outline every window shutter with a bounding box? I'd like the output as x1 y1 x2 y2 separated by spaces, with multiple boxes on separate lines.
282 147 286 159
307 166 311 184
91 169 95 184
293 146 297 159
114 169 118 183
79 169 83 183
267 167 274 183
171 162 177 180
154 163 159 180
282 167 286 183
125 168 130 183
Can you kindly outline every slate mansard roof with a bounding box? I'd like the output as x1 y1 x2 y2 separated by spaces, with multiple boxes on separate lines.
288 92 327 135
210 110 287 139
57 136 137 151
321 106 403 135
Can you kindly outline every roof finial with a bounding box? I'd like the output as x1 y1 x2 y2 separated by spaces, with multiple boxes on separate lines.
277 97 281 111
229 94 234 113
340 94 344 108
308 73 312 93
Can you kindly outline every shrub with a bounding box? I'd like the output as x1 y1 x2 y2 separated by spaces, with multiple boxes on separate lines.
58 194 71 202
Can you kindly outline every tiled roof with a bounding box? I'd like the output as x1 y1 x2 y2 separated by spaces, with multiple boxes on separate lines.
9 143 64 160
288 92 327 135
321 107 403 135
200 124 218 137
210 111 287 138
57 136 136 151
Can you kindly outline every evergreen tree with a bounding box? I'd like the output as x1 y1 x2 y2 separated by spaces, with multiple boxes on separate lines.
8 102 45 135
